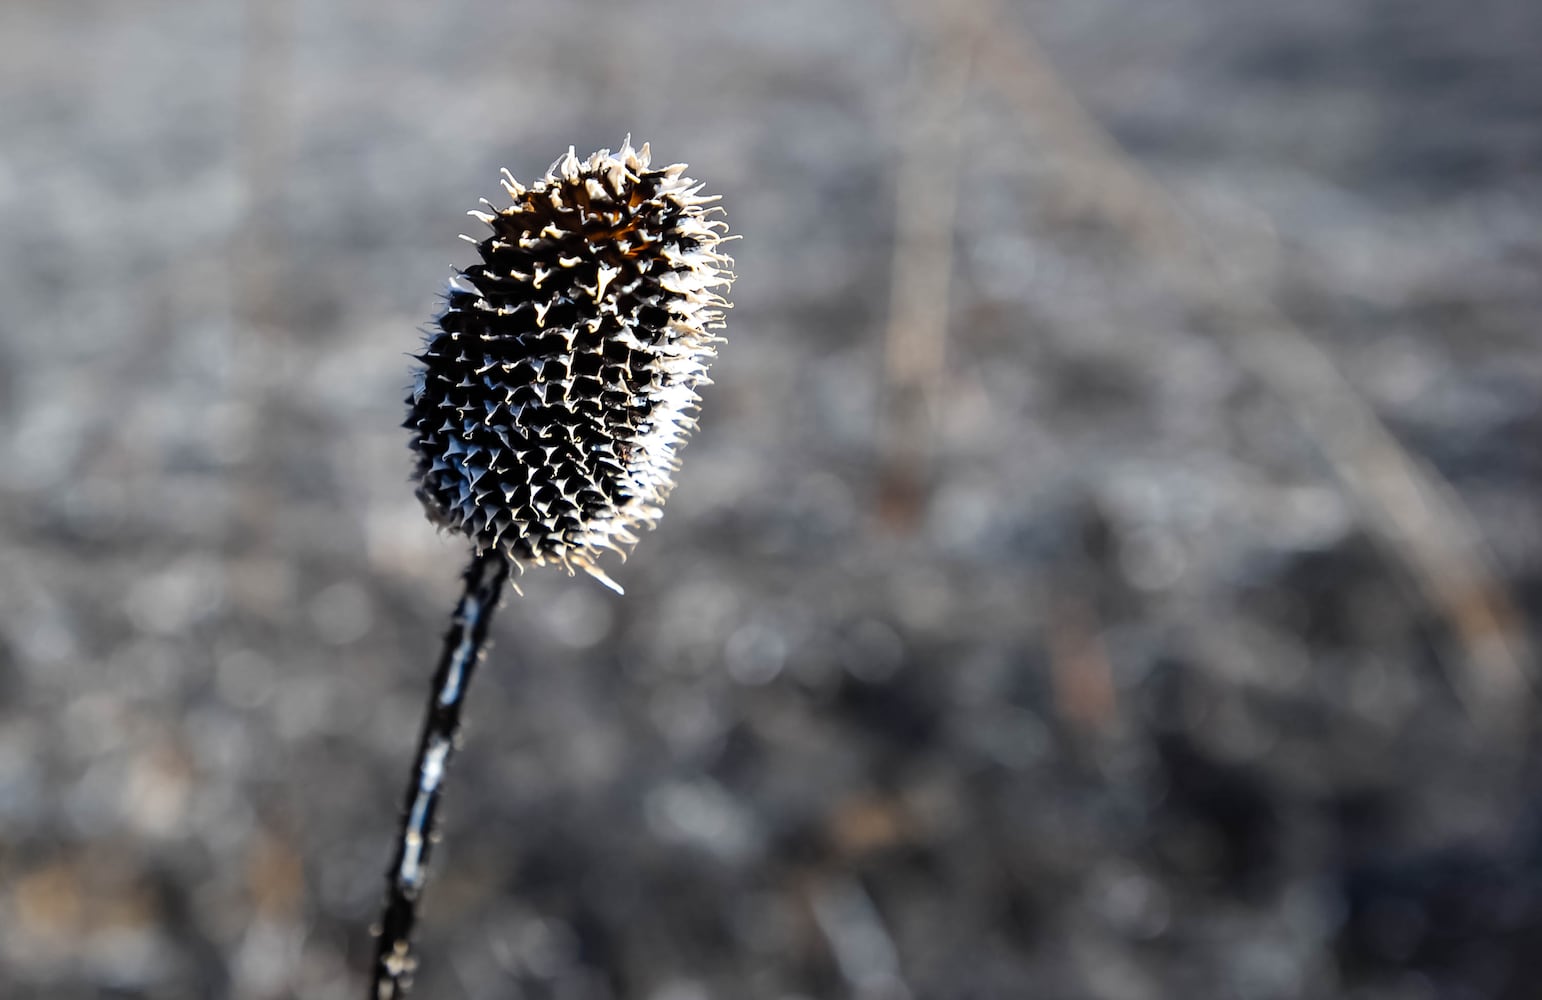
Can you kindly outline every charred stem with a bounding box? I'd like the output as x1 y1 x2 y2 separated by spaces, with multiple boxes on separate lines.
370 549 510 998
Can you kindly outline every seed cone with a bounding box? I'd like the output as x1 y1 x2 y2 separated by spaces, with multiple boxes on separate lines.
405 141 733 591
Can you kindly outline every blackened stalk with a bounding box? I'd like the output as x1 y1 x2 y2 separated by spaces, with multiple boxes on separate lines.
371 549 510 999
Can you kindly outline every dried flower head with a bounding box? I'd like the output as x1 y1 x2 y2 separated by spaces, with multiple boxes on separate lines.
405 140 733 591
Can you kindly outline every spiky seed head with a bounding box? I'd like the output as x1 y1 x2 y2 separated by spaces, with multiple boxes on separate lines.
405 140 733 592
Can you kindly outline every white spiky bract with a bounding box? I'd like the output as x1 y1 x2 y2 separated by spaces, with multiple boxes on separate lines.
405 141 733 592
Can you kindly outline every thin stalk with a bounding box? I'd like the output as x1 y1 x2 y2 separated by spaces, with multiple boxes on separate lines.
371 549 511 999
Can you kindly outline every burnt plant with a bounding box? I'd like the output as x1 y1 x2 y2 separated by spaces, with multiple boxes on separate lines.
372 140 733 998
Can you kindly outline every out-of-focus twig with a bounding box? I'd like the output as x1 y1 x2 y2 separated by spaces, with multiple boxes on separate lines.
908 0 1535 734
234 0 292 335
876 4 980 529
809 875 911 1000
1047 592 1119 736
229 0 294 553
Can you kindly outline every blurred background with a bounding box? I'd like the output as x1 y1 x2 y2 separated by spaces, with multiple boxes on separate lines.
1 1 1540 997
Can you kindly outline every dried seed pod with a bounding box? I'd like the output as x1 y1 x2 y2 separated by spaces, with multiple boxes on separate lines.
405 140 733 591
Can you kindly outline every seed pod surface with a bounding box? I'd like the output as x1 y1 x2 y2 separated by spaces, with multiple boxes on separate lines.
406 141 732 591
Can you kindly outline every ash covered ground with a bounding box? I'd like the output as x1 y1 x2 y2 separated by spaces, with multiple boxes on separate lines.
1 1 1540 998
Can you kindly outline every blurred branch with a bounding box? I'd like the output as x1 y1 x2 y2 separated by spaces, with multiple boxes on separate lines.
809 875 910 1000
229 0 294 554
234 0 293 336
910 0 1534 735
876 3 980 529
1047 591 1119 737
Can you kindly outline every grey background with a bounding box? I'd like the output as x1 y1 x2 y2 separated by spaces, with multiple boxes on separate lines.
1 1 1540 998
